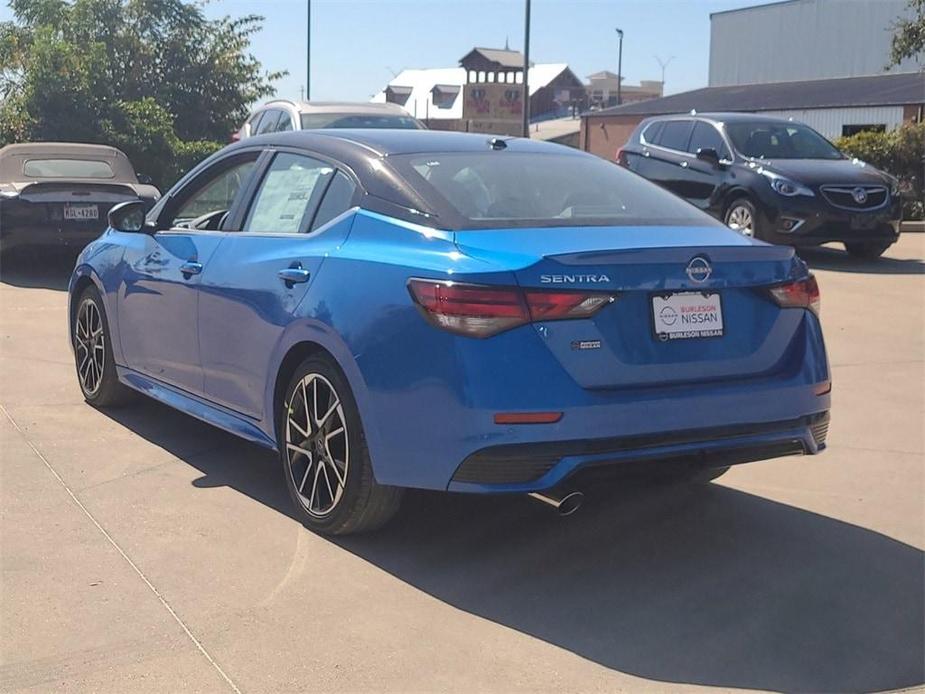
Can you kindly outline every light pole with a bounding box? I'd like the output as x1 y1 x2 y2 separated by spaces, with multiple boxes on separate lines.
615 28 623 106
522 0 531 137
655 55 675 92
306 0 311 101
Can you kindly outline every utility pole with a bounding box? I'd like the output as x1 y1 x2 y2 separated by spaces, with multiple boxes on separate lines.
522 0 531 138
306 0 311 101
655 55 675 91
616 28 624 106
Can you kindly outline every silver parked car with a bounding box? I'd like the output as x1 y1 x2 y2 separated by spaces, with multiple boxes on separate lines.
233 100 424 141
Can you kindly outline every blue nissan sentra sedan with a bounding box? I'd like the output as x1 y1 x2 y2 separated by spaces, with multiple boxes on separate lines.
68 130 830 534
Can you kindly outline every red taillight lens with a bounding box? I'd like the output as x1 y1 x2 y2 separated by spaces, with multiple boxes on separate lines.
615 147 627 165
408 279 614 338
768 275 820 315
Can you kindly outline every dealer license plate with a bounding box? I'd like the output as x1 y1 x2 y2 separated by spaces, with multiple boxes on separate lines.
652 292 724 341
64 204 99 220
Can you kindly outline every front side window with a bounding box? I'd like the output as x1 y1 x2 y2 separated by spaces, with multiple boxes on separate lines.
726 121 843 160
300 113 422 130
243 153 333 234
391 151 718 229
687 121 731 159
170 159 257 228
255 110 281 135
24 159 114 179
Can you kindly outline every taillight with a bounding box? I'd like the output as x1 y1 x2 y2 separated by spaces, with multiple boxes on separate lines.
768 275 820 315
408 279 614 338
615 147 627 165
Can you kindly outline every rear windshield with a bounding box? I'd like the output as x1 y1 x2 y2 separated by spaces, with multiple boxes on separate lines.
23 158 115 178
725 122 843 160
300 114 422 130
390 151 718 229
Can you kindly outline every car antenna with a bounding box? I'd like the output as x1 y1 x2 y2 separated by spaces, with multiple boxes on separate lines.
488 137 508 150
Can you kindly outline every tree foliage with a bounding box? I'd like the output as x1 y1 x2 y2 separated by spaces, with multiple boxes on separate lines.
836 122 925 220
0 0 283 187
888 0 925 66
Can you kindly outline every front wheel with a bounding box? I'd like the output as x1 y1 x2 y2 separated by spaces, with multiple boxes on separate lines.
72 286 134 407
724 198 763 239
844 241 891 259
279 355 402 535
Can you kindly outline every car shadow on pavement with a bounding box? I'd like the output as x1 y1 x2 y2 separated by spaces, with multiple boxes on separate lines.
102 397 924 693
798 245 925 275
0 250 77 290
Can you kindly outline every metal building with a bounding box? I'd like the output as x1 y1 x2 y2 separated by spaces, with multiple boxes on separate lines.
709 0 920 87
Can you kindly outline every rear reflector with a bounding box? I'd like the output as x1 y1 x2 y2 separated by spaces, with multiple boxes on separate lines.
408 279 614 338
494 412 563 425
814 381 832 396
768 275 820 315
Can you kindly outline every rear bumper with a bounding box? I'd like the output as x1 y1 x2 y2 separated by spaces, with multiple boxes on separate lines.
450 411 828 491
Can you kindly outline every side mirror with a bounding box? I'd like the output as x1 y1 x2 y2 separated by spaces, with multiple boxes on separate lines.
136 172 154 185
108 200 150 233
696 147 721 168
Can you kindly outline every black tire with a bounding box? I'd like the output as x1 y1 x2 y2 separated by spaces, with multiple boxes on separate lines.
72 286 134 407
279 354 402 535
689 465 731 484
724 197 765 240
844 241 891 259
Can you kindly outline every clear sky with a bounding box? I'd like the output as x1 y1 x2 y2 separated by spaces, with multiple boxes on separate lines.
2 0 778 101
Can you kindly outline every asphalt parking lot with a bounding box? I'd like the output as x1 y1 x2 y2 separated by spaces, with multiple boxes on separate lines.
1 236 923 693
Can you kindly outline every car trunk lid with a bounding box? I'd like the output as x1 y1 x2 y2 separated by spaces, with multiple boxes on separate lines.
454 225 807 390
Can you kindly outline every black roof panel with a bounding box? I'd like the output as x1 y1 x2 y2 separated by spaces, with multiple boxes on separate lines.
585 72 925 118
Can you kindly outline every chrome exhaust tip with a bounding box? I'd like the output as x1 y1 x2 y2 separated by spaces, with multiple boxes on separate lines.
528 490 584 516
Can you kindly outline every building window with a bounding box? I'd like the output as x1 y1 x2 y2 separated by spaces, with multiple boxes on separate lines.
841 124 886 136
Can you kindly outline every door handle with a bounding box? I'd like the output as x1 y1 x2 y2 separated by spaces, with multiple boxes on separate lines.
180 260 203 277
278 266 311 287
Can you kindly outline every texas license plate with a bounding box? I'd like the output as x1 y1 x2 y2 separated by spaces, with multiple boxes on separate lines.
652 292 724 340
64 204 99 220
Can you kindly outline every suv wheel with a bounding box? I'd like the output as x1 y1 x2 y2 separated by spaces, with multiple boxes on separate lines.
279 355 403 535
724 198 762 239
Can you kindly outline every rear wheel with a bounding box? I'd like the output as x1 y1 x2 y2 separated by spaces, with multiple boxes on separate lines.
724 198 763 239
844 241 891 259
279 355 402 535
72 286 134 407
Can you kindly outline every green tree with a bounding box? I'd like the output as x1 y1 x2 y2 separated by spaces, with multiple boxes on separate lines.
888 0 925 66
0 0 283 187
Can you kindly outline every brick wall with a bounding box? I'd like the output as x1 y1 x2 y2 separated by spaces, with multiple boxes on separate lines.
580 114 645 160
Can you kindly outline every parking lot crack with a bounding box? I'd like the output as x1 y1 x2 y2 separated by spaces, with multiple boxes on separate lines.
0 403 243 694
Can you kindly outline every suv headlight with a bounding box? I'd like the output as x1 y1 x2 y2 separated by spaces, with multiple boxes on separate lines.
759 168 815 197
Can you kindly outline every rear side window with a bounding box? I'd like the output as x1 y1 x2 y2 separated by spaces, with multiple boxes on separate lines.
243 153 333 233
659 120 694 151
276 112 294 132
390 151 719 229
641 121 664 145
24 159 114 179
687 121 731 159
310 172 356 231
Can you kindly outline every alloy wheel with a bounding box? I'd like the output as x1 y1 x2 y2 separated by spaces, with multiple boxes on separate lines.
727 205 755 237
284 373 349 517
75 298 105 396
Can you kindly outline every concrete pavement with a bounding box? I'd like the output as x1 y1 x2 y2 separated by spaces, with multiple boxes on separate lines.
1 237 923 692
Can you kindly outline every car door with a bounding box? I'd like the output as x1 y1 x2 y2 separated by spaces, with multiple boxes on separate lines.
636 119 694 199
117 152 262 394
198 150 358 420
680 121 734 212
